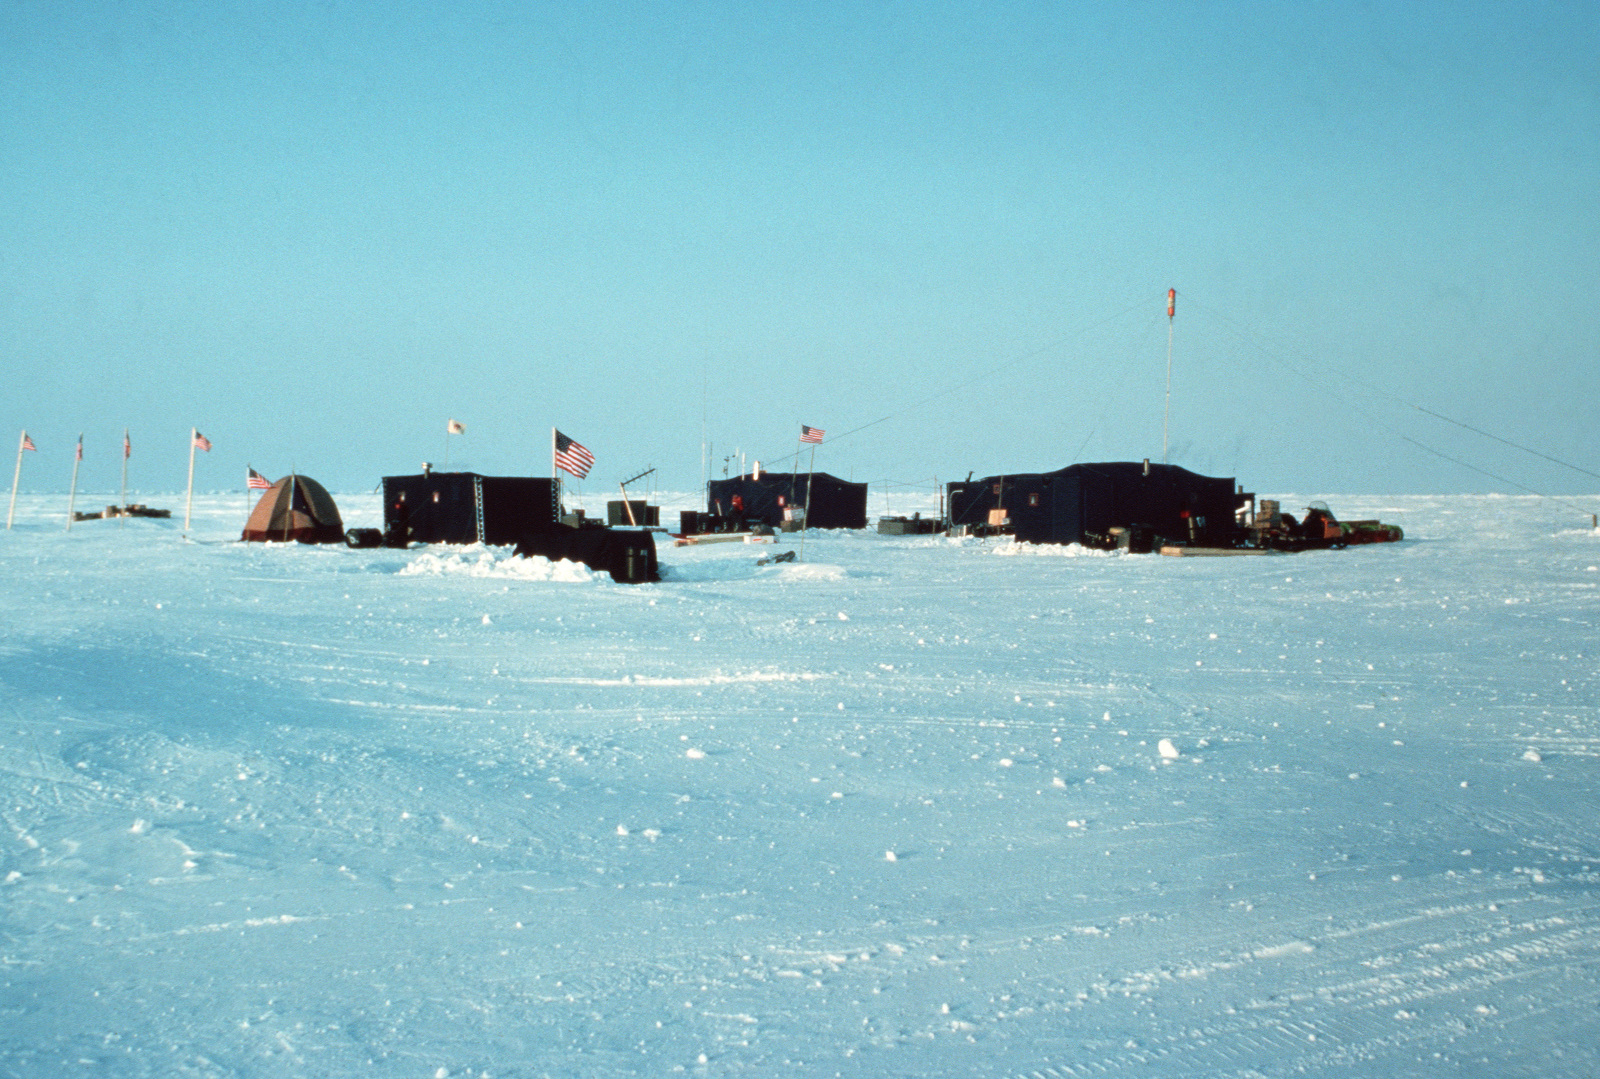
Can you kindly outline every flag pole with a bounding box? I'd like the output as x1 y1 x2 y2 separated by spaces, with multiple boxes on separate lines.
119 428 130 527
6 430 25 530
285 467 295 542
552 427 561 517
799 442 816 562
789 432 803 523
1162 288 1175 464
66 435 82 531
183 427 197 541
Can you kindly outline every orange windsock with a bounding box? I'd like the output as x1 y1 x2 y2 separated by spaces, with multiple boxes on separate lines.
1167 288 1176 318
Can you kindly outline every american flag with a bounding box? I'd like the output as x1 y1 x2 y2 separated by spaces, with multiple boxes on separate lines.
553 430 594 479
193 430 212 452
247 467 272 490
800 425 825 444
21 432 36 452
75 436 83 462
123 430 131 459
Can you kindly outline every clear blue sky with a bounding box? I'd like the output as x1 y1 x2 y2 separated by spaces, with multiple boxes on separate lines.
3 1 1596 498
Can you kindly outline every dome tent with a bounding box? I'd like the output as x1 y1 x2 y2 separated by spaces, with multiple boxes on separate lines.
241 475 345 544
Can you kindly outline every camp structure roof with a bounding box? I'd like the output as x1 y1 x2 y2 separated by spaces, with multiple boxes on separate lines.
947 461 1251 548
241 475 346 544
382 473 560 546
706 472 868 530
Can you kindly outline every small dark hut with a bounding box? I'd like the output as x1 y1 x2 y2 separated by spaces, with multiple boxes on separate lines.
705 472 868 531
947 462 1251 550
607 500 660 527
514 528 658 584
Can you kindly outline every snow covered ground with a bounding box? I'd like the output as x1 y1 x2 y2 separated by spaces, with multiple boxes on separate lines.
2 491 1597 1078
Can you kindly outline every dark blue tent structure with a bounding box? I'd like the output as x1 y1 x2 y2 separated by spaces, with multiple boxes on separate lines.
947 462 1251 550
705 472 868 531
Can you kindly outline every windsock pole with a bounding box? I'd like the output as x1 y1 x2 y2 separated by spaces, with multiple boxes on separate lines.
1162 288 1176 464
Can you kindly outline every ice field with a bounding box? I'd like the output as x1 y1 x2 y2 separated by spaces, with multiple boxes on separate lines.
1 491 1597 1077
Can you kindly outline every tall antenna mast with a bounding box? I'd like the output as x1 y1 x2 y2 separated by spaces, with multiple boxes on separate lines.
1162 288 1176 463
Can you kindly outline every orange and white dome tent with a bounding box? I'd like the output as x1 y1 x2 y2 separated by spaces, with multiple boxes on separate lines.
241 475 345 543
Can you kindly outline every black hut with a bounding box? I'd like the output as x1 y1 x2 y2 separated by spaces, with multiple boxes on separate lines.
947 462 1250 550
382 473 560 546
381 471 657 583
706 472 868 531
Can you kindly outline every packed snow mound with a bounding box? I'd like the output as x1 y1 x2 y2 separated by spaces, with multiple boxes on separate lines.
659 560 741 582
767 561 847 581
398 545 600 582
989 539 1116 558
660 556 848 583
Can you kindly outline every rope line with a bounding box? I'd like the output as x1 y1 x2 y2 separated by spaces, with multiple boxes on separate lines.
1186 296 1599 513
754 296 1155 471
1410 406 1600 482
